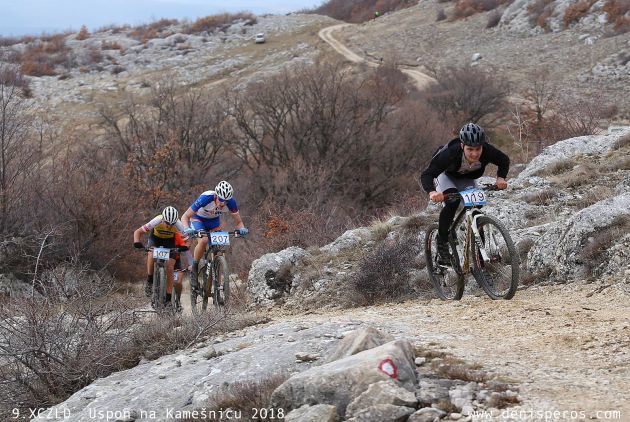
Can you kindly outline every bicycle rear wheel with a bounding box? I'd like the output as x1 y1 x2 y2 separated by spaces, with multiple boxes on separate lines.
471 215 519 299
425 223 464 300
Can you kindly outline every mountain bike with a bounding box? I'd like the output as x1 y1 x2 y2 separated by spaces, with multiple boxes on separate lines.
425 185 519 300
143 246 188 311
189 230 243 314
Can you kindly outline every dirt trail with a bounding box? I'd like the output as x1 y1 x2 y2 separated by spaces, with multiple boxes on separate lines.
318 23 436 90
266 282 630 419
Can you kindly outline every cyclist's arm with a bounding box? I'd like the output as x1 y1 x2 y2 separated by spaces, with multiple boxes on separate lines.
181 207 195 228
133 227 145 243
420 149 453 194
134 216 160 242
231 211 245 230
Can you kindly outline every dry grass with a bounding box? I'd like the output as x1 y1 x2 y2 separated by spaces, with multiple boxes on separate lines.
552 163 597 188
533 158 576 177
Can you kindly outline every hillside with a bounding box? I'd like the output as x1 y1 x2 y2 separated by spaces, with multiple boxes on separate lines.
332 1 630 117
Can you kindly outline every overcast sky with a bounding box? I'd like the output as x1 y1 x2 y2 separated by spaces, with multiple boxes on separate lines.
0 0 324 36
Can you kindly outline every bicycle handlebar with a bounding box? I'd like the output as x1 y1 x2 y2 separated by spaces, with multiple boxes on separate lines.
140 246 189 253
189 230 246 239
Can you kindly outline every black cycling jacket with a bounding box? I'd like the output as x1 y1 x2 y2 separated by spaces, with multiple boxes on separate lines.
420 138 510 193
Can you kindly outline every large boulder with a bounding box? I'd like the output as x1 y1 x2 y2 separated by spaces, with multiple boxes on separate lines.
515 130 628 181
320 228 372 255
345 380 418 419
247 246 308 306
326 326 394 363
271 339 417 417
0 274 40 299
528 193 630 279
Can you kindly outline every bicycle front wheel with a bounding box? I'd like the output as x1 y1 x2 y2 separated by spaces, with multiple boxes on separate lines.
472 215 519 300
425 223 464 300
213 256 230 307
153 265 166 310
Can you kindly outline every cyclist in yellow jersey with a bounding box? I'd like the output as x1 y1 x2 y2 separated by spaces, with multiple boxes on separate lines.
133 206 189 303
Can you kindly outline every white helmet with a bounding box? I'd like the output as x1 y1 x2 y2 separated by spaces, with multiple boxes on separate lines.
215 181 234 200
162 206 179 225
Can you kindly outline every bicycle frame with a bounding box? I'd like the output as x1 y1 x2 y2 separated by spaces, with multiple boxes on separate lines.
451 207 489 274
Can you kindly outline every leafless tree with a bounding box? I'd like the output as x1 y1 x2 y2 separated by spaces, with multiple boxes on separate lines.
0 66 36 233
425 64 511 127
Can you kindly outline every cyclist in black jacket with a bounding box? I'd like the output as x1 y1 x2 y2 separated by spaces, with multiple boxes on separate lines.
421 123 510 264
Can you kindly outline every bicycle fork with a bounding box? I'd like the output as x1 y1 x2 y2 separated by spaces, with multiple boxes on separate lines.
464 212 490 265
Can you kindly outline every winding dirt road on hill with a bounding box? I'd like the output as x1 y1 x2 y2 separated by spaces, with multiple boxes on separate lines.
318 23 436 90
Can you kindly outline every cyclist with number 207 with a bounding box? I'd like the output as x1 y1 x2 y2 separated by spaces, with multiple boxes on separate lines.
181 181 248 295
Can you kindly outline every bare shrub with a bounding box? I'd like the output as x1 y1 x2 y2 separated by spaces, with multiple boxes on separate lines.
130 18 178 42
186 12 257 34
563 0 594 27
520 188 557 205
0 70 39 233
111 65 126 75
578 215 630 276
0 267 138 415
0 260 261 417
487 9 503 27
454 0 505 18
347 234 419 306
15 35 72 76
76 25 90 40
527 0 555 30
306 0 417 23
603 0 630 33
437 8 448 20
425 64 511 127
611 132 630 150
431 355 490 382
183 373 289 421
101 40 124 51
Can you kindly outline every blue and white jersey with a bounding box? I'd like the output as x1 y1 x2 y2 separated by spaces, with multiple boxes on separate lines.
190 190 238 221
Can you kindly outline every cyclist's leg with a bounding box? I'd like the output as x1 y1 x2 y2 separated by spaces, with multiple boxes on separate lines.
145 235 157 296
435 174 460 262
189 217 215 292
166 257 176 294
173 255 183 296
